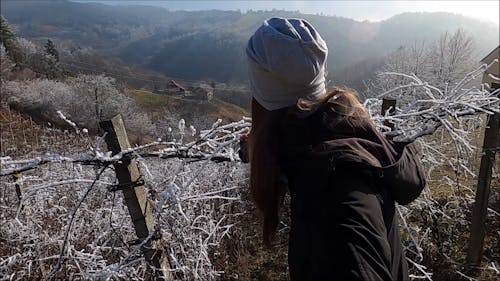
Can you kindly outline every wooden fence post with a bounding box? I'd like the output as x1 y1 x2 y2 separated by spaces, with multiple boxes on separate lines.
13 173 23 208
100 114 173 280
381 97 397 140
466 84 500 269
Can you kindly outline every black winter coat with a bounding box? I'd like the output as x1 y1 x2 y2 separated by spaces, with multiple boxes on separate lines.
278 109 425 281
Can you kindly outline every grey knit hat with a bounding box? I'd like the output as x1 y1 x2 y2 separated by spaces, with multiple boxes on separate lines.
246 17 328 111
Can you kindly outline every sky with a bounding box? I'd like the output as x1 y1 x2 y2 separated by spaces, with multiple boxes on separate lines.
75 1 500 24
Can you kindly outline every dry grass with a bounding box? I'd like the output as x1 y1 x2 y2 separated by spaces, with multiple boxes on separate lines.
406 121 500 281
217 194 291 281
126 89 170 107
0 107 92 157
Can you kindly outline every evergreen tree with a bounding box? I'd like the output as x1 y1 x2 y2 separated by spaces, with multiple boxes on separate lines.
0 16 15 49
42 39 64 78
44 39 59 62
0 16 21 64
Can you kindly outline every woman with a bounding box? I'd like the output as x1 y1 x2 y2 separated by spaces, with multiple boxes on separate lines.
242 18 426 280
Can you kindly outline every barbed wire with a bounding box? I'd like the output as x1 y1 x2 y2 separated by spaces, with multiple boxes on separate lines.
1 117 251 177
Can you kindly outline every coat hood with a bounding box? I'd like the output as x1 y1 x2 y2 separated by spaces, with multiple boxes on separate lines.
281 107 426 205
282 107 397 168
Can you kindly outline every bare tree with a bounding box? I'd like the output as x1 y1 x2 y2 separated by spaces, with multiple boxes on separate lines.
0 44 14 82
2 74 140 132
369 29 477 101
70 74 132 130
427 29 476 88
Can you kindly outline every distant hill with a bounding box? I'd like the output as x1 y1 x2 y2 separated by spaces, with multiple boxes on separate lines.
2 0 498 87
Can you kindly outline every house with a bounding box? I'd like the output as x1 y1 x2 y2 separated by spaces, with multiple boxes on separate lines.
481 46 499 88
166 80 190 94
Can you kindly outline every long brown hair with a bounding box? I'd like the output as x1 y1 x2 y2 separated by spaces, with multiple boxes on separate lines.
248 98 288 247
294 87 368 119
249 87 367 246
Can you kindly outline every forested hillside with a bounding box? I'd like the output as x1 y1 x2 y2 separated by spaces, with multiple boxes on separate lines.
1 0 498 85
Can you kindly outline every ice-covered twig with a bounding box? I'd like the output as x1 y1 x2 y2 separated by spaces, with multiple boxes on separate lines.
367 64 499 143
46 164 109 279
1 118 252 177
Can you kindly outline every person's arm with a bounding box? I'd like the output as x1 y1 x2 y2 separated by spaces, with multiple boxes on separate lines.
383 142 426 205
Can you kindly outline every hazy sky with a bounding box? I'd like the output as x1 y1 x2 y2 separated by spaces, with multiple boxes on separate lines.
75 1 500 24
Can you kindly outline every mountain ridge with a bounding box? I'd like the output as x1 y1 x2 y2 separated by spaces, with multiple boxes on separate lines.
2 0 498 85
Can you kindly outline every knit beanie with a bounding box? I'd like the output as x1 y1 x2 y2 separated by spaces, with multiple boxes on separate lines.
246 17 328 111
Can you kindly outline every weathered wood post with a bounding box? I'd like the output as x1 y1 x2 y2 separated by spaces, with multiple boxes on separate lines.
466 46 500 270
381 97 397 140
100 114 173 280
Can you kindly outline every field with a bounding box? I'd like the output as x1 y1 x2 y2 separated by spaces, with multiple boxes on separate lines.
126 89 248 124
